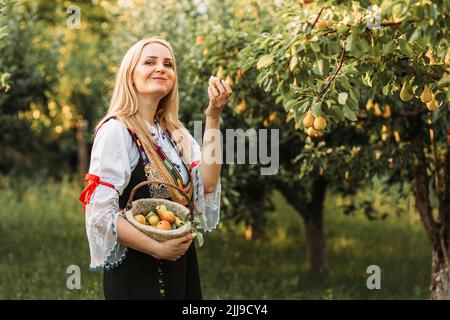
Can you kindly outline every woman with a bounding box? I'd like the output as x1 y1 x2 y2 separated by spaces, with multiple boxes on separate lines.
79 36 232 299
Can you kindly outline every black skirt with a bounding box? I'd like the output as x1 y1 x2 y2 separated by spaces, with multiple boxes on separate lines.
103 151 202 300
103 243 202 300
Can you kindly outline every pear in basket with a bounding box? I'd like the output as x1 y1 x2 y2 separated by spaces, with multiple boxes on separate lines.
147 214 160 226
156 220 172 230
134 214 147 225
175 217 183 228
156 204 175 224
160 211 175 224
155 204 168 215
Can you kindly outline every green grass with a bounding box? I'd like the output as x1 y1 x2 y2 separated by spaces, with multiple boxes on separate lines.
0 176 431 299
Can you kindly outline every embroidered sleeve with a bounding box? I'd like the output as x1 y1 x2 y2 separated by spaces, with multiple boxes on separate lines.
187 132 221 232
84 119 131 271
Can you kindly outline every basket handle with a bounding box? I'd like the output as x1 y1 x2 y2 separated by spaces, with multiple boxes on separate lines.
125 179 193 212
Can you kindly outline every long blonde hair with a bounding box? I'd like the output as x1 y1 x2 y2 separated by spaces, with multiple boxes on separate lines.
94 36 193 166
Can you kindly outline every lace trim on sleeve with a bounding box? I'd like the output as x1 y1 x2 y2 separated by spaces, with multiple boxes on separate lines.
85 196 128 271
191 165 221 232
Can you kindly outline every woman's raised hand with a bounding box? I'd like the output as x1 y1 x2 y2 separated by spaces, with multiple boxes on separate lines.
205 75 232 118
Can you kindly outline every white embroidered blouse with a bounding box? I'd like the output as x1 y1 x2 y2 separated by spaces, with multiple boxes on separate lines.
84 118 221 271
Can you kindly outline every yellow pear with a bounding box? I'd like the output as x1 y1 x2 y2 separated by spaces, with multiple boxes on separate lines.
175 217 183 228
268 111 278 123
196 35 205 44
420 85 433 103
394 131 401 143
374 103 383 116
426 96 439 111
134 214 146 225
382 105 392 118
425 48 436 64
236 98 246 114
344 171 350 180
147 214 160 226
302 111 315 128
156 204 168 216
381 125 389 141
307 127 321 138
365 99 373 111
313 116 327 130
225 75 233 87
217 66 224 79
400 82 414 102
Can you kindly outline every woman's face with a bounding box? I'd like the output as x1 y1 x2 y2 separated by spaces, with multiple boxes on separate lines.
132 43 175 99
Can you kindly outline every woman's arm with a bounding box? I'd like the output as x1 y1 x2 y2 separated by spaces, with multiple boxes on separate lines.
201 76 232 192
200 115 222 193
116 215 162 258
116 215 195 261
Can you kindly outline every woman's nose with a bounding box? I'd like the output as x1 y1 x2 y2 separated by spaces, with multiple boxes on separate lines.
155 62 165 72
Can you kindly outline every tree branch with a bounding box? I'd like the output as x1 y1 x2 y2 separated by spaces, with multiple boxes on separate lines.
319 20 417 36
309 6 325 30
428 115 440 198
316 47 346 102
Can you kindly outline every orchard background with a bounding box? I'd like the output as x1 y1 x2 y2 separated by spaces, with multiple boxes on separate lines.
0 0 449 299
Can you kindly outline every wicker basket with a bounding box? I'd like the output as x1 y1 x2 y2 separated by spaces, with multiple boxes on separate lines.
122 180 194 242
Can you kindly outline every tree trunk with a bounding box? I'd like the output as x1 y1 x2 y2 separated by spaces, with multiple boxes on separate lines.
430 243 450 299
275 177 327 272
303 177 327 272
304 209 325 273
431 122 450 299
411 118 450 299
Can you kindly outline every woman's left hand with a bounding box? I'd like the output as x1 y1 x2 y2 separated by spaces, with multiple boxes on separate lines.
205 75 232 118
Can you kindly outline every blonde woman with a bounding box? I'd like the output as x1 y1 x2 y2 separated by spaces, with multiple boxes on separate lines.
79 36 231 299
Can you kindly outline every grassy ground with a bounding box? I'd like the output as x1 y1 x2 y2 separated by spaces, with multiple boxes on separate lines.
0 176 430 299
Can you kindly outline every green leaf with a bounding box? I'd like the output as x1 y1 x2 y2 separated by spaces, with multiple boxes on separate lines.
310 42 321 52
331 106 345 121
438 74 450 86
362 71 373 87
345 33 355 52
195 231 204 247
193 213 204 226
284 99 301 111
299 100 310 113
311 100 322 117
382 83 390 96
347 97 358 110
343 105 358 121
339 78 353 91
382 40 396 55
358 39 369 53
241 60 255 72
398 39 413 58
313 59 328 76
338 92 348 105
257 54 274 69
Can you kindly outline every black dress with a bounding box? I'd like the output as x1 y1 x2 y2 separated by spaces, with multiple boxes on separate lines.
102 126 202 300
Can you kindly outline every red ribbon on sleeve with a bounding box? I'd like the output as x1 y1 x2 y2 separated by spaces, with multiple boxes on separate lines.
189 160 200 174
79 173 116 214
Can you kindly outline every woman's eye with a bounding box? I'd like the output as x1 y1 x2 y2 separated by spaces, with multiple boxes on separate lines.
145 61 173 68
